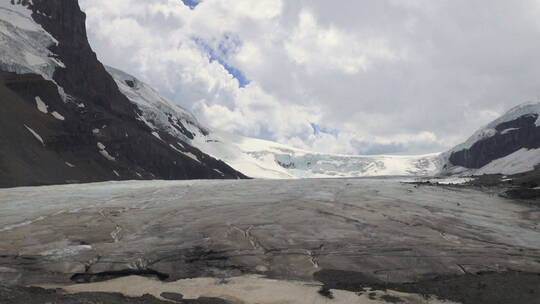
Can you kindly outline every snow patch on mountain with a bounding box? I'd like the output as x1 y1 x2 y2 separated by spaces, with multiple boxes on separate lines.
106 66 207 142
476 148 540 175
97 142 116 161
24 124 44 146
35 96 47 113
444 148 540 177
0 1 71 102
108 67 440 179
0 2 63 78
51 111 65 121
183 151 201 163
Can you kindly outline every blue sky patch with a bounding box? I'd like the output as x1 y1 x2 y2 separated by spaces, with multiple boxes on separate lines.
311 123 339 136
193 36 250 88
181 0 201 9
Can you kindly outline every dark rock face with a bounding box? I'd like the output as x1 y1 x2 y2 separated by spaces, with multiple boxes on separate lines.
0 0 246 188
315 269 540 304
30 0 137 119
449 114 540 169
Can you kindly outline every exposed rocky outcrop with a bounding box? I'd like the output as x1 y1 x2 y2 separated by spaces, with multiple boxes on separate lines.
0 0 245 188
441 101 540 177
315 269 540 304
449 114 540 169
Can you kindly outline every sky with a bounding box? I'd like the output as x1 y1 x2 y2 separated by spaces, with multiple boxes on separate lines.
78 0 540 155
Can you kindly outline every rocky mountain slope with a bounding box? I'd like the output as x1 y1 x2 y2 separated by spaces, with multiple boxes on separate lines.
0 0 245 188
440 101 540 176
108 67 440 179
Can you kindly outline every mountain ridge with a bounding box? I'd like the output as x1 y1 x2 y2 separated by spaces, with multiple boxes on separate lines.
440 100 540 176
0 0 245 188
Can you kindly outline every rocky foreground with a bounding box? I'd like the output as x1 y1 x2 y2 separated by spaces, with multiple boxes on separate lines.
0 178 539 303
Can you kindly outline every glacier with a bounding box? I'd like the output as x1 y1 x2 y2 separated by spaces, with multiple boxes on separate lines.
0 2 63 83
1 178 539 303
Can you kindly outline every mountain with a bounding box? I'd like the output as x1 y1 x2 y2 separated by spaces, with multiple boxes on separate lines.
108 67 440 179
440 101 540 176
0 0 245 188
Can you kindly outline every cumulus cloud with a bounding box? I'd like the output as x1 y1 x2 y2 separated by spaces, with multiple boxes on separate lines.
284 10 401 74
79 0 540 155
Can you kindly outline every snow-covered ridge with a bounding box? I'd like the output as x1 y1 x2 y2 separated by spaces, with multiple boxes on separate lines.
108 67 440 179
448 101 540 154
0 1 63 79
441 100 540 176
0 1 72 102
106 66 208 142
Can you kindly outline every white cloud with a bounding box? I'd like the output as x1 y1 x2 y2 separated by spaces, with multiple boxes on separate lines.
79 0 540 155
284 11 401 74
215 0 282 20
284 130 444 155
